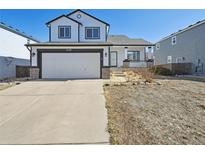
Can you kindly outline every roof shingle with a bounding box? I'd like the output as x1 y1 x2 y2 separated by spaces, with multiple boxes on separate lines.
108 35 153 45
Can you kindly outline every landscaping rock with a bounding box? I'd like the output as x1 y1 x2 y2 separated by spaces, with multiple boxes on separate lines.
104 79 205 144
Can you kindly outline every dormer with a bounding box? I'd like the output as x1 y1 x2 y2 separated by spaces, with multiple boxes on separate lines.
46 10 110 43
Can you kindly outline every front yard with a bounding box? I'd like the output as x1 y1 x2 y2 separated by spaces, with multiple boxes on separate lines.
104 75 205 144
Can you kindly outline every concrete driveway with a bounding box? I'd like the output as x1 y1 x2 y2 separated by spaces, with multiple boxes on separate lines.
0 80 109 144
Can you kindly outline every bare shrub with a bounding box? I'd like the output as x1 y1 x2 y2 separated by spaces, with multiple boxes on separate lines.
150 66 173 76
134 69 154 83
126 71 135 77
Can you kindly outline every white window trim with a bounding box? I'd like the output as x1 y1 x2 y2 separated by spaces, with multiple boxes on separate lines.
172 36 176 45
58 26 71 39
85 27 100 39
156 43 160 50
176 57 185 63
167 56 172 64
127 51 141 61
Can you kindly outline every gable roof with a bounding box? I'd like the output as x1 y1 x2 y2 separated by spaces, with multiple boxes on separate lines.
0 22 40 42
46 15 82 25
108 35 153 46
67 9 110 26
157 19 205 43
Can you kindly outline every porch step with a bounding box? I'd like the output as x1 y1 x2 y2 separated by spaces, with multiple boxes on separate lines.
111 71 126 77
112 74 126 77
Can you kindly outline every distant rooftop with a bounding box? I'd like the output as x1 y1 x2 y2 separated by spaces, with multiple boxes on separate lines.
108 35 153 46
157 19 205 43
0 22 40 42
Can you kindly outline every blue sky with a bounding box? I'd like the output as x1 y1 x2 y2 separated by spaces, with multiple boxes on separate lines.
1 9 205 43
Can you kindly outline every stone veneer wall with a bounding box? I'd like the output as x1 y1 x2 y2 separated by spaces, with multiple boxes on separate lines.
102 67 110 79
29 67 110 79
110 67 148 72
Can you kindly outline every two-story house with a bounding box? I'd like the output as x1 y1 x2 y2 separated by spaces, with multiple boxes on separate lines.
154 20 205 74
26 9 153 79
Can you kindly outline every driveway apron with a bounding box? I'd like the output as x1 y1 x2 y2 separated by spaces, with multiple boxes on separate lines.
0 80 109 144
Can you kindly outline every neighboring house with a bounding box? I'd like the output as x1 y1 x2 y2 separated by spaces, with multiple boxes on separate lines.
154 20 205 74
26 9 153 79
0 22 39 79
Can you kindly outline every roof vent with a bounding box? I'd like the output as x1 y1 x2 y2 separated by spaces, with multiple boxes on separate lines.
178 30 182 32
196 21 201 24
188 25 192 27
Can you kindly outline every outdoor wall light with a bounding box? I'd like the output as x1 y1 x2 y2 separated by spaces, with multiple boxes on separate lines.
32 52 36 57
105 52 108 57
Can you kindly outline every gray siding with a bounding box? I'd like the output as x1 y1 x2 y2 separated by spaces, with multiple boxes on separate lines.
154 23 205 73
0 56 29 79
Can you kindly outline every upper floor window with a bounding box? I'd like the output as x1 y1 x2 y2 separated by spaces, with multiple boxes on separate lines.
127 51 140 61
58 26 71 39
85 27 100 39
172 36 176 45
156 43 160 50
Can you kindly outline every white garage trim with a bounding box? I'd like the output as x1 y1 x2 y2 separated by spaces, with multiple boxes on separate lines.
42 53 100 79
37 49 103 79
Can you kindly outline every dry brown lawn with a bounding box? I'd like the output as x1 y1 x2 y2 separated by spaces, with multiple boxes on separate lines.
0 84 12 91
104 78 205 144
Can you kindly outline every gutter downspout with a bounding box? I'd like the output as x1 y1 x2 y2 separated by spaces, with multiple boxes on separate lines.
106 25 110 42
26 45 32 67
78 24 80 42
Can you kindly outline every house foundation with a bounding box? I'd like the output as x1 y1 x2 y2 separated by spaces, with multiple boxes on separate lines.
102 67 110 79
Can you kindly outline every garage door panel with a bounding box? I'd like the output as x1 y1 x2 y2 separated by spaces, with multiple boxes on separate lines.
42 53 100 79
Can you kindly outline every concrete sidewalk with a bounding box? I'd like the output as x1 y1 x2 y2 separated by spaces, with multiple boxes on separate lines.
0 80 109 144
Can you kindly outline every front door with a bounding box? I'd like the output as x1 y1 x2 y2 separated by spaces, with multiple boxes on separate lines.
110 51 117 67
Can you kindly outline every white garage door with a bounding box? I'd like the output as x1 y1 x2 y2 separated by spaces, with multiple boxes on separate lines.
42 52 101 79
